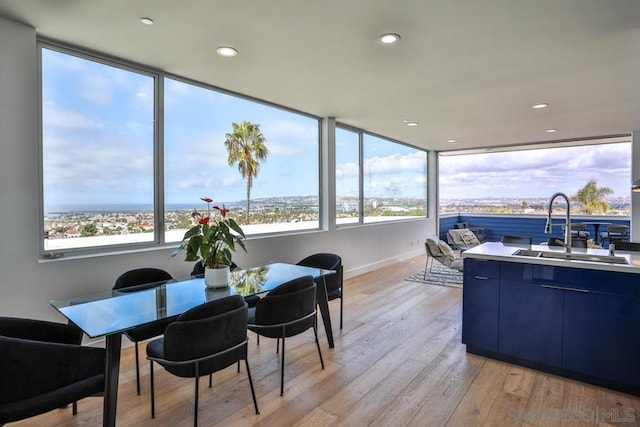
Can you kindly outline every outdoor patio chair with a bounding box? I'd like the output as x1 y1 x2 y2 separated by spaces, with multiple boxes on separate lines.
548 237 587 248
424 237 463 277
501 235 532 246
562 224 590 239
612 241 640 251
600 225 630 246
447 228 481 251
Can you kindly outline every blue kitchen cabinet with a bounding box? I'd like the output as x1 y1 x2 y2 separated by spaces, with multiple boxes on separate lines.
499 279 564 368
462 253 640 395
462 258 500 352
563 289 640 388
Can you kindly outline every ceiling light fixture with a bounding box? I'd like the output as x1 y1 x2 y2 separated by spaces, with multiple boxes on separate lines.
532 103 549 109
448 139 457 143
546 129 557 133
378 33 401 45
140 17 154 25
216 46 238 57
406 121 419 127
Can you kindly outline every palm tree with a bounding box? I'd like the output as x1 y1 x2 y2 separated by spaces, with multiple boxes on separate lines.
224 121 269 222
571 179 613 214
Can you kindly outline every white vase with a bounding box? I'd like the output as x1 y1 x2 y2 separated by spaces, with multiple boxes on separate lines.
204 265 231 288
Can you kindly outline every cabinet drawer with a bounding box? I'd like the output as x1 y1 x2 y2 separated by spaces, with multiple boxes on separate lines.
464 258 500 279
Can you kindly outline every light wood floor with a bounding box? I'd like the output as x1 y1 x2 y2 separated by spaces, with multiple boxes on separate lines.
13 255 640 426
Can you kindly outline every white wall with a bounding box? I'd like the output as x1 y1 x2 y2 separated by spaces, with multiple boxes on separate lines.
0 17 434 330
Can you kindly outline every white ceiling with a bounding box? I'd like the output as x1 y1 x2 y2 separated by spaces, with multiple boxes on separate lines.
1 0 639 152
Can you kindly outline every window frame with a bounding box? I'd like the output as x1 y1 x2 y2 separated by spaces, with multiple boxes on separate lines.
38 40 323 259
335 123 429 227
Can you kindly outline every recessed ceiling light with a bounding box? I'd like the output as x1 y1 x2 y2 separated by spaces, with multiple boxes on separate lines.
546 129 557 133
406 121 419 127
448 139 457 143
216 46 238 57
140 17 154 25
378 33 401 45
532 103 549 109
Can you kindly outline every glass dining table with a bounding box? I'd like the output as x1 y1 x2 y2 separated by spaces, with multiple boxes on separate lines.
50 262 335 427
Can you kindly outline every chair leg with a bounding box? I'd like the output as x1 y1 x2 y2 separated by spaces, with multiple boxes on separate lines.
237 360 241 373
194 363 200 427
280 328 286 396
339 293 343 330
424 256 430 279
209 373 212 388
244 358 260 414
150 361 155 418
134 342 141 395
276 337 280 354
313 321 325 369
72 401 78 416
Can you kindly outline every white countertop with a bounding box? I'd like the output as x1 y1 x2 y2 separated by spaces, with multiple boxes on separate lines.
462 242 640 274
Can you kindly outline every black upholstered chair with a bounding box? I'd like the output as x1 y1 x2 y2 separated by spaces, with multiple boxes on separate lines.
296 253 344 329
248 276 324 396
146 295 259 426
0 317 105 425
113 267 174 395
501 235 532 246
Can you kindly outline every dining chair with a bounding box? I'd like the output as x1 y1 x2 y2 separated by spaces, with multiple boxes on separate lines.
563 224 590 239
547 237 587 248
248 275 324 396
296 253 344 329
501 235 532 246
0 317 105 425
600 225 630 246
146 295 259 426
113 267 175 395
611 241 640 251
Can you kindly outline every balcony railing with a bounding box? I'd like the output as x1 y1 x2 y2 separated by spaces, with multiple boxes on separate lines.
439 213 630 247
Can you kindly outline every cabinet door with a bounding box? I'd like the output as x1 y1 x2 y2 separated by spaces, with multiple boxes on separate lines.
563 291 640 388
499 279 563 367
462 276 499 352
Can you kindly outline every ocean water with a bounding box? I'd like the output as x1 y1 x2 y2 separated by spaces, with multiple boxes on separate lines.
45 202 245 215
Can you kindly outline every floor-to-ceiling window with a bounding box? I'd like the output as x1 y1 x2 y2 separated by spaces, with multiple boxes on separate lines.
40 44 321 257
335 124 428 225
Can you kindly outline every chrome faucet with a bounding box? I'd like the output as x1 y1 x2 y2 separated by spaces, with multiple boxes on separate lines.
545 192 572 253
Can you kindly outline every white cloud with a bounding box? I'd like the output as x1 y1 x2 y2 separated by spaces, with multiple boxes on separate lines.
80 74 114 105
43 106 95 130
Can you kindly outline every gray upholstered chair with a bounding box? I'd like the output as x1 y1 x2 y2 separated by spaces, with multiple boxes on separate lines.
424 237 463 277
146 295 259 426
447 228 481 251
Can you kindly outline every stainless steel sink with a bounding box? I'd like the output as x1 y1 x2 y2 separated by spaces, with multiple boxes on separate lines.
513 249 629 265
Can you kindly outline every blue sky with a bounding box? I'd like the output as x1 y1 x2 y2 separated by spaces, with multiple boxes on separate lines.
439 142 631 199
41 48 629 209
